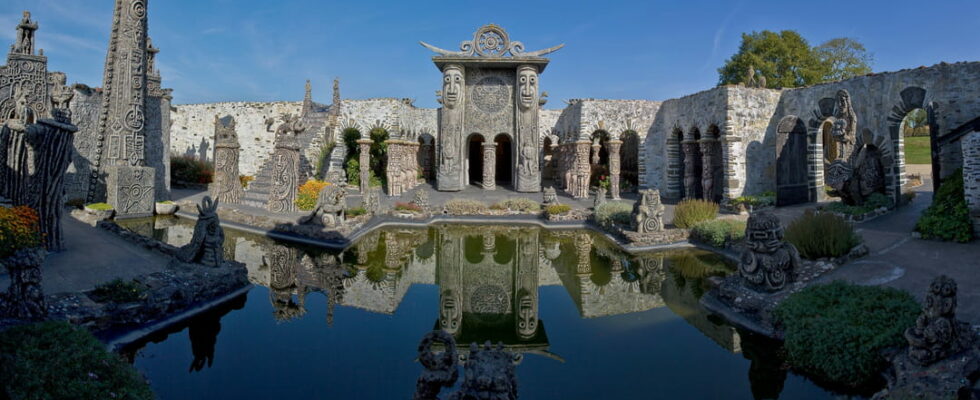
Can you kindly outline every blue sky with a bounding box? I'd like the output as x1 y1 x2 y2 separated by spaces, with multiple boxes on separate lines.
2 1 978 108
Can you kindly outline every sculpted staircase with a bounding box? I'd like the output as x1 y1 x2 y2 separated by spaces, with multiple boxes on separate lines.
240 105 331 208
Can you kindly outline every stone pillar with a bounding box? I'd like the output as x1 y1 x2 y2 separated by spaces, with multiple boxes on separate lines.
962 131 980 236
436 65 464 191
210 115 244 204
267 135 301 213
682 139 701 199
515 65 541 193
482 142 496 190
572 140 592 199
700 138 717 202
357 139 372 194
607 139 623 200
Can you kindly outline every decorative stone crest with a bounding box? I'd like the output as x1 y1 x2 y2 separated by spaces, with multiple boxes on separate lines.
420 24 564 58
209 115 244 204
177 196 225 267
738 211 802 292
632 189 664 233
904 275 976 366
106 163 155 218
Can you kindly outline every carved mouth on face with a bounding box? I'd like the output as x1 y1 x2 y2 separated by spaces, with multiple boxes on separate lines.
520 92 533 105
445 91 458 103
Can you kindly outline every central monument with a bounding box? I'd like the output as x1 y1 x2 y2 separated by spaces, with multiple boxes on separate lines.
421 24 562 192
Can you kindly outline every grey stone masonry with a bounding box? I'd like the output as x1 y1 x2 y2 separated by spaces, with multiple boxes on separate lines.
962 131 980 236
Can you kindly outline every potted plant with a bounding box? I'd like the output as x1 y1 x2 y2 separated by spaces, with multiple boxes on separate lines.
155 200 178 215
83 202 115 220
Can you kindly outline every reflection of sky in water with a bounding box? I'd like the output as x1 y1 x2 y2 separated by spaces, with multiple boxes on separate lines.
117 217 834 399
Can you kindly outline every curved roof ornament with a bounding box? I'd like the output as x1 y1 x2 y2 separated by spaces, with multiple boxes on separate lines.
420 24 564 58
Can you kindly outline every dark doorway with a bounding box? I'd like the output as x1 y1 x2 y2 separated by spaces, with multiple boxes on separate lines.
468 134 484 186
622 130 640 192
494 134 512 185
776 116 809 206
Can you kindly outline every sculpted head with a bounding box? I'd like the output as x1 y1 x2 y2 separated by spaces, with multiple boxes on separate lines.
441 65 463 109
517 66 538 110
745 211 784 254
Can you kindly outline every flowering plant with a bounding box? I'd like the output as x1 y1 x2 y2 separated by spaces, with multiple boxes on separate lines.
598 175 611 190
295 180 331 211
0 206 41 258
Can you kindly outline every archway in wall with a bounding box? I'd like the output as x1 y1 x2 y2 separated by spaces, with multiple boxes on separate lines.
542 136 555 184
900 108 936 191
621 130 640 192
776 116 809 206
467 134 484 186
342 128 362 184
494 134 513 185
686 128 704 199
590 130 610 188
369 127 389 186
418 133 436 181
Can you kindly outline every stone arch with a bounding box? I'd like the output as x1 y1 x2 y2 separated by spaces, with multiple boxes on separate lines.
542 135 557 183
418 132 436 181
776 115 809 206
667 127 685 199
494 133 513 186
621 130 640 192
368 127 389 185
466 133 485 186
886 86 928 201
341 127 363 183
590 130 611 187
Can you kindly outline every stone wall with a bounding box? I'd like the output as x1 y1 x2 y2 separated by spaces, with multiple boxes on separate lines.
65 86 102 203
962 131 980 235
171 101 302 176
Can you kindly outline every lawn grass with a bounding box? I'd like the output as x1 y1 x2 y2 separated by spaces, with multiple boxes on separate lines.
904 136 932 165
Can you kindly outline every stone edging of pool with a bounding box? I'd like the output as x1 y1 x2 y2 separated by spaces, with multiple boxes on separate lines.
173 208 737 261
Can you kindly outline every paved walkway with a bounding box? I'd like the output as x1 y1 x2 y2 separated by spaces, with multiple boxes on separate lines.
0 217 170 294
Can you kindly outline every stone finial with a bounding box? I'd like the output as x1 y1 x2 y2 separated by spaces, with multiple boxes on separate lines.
737 210 801 291
13 10 38 55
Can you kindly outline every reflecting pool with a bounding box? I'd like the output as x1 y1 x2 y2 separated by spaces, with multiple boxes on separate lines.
116 217 834 399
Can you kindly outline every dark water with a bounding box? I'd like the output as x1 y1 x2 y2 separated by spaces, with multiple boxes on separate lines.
117 217 834 399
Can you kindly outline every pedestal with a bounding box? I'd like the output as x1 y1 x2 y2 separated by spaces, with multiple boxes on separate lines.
107 165 155 218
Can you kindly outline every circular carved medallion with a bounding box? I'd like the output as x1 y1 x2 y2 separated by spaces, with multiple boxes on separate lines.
472 76 508 114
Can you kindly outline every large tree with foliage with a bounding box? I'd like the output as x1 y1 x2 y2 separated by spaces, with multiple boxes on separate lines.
718 31 873 88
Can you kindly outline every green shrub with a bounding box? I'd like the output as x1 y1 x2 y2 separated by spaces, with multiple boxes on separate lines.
0 321 154 399
345 158 360 185
85 202 114 211
494 197 540 213
170 155 213 184
346 206 367 217
545 204 571 215
691 219 746 248
774 281 919 388
824 192 893 216
785 210 861 259
444 199 488 215
673 199 719 228
90 278 147 303
915 169 972 242
594 201 633 228
731 191 776 208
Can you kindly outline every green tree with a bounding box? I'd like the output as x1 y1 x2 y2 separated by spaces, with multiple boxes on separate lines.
814 38 873 81
718 30 824 88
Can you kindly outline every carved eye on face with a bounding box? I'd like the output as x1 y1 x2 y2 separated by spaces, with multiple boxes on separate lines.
454 76 461 82
444 76 451 83
520 76 527 83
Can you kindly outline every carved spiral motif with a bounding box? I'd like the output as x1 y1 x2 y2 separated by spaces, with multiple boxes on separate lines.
642 216 661 233
130 1 146 19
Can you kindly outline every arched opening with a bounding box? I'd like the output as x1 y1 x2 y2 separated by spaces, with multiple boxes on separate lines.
776 116 809 206
494 134 513 185
684 128 704 199
900 108 935 191
418 133 436 181
542 136 555 184
621 130 640 192
590 130 610 188
467 134 484 186
821 119 837 163
369 127 389 187
342 128 362 184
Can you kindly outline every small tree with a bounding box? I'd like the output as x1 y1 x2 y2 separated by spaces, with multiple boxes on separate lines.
814 38 873 82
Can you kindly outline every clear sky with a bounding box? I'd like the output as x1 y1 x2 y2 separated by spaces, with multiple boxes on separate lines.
2 0 978 108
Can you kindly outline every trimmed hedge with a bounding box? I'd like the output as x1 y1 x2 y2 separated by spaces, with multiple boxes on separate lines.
673 199 719 228
0 321 154 399
915 169 972 242
774 282 919 388
824 192 893 216
785 210 860 259
493 197 540 213
594 201 633 228
691 219 746 248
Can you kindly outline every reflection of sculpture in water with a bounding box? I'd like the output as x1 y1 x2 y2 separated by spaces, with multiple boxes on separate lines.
904 275 975 366
439 289 462 334
738 211 801 292
187 294 246 372
265 245 306 321
414 330 519 400
741 331 787 400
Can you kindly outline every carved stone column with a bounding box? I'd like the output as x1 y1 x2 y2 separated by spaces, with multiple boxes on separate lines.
516 65 541 193
482 142 496 190
268 135 301 213
210 115 244 204
682 139 701 199
357 138 372 194
607 139 623 200
436 65 464 191
700 138 716 202
571 140 592 199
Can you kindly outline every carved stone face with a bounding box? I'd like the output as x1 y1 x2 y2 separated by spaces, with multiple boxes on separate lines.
442 66 463 109
832 118 848 142
518 67 537 110
517 293 537 338
439 290 461 334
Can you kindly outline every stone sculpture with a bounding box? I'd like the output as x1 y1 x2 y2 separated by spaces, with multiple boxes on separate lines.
744 65 766 88
209 115 244 204
48 72 73 114
904 275 976 366
268 116 303 213
13 11 37 55
632 189 664 233
594 187 607 208
413 189 429 212
301 184 346 227
824 90 887 205
414 330 520 400
737 211 801 292
0 247 46 321
177 196 225 267
386 138 421 196
542 187 558 205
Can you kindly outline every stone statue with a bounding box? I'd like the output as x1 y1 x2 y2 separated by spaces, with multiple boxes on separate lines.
7 87 34 131
632 189 664 233
210 115 245 204
744 65 756 87
831 90 857 159
594 186 607 208
301 185 346 227
48 72 74 114
824 90 887 206
517 66 538 111
413 189 429 212
177 196 225 267
737 211 801 292
275 113 306 137
439 65 463 109
13 11 37 55
757 74 766 89
0 247 46 321
904 275 976 366
542 187 558 205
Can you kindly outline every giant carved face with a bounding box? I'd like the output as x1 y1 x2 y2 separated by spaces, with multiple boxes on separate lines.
518 67 537 110
442 66 463 109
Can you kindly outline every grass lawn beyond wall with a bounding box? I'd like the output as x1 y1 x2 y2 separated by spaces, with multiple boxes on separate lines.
904 136 931 165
